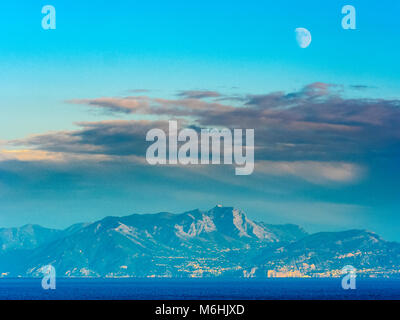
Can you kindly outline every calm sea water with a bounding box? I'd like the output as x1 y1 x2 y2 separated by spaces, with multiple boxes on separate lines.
0 278 399 300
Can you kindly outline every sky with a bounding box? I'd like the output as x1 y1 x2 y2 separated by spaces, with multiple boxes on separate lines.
0 0 400 240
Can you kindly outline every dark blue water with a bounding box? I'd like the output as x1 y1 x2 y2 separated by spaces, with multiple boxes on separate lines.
0 278 399 300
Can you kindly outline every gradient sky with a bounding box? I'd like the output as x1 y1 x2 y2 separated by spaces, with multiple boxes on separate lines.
0 0 400 240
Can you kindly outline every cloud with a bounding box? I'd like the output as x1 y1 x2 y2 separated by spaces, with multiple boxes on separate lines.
9 120 170 158
5 83 400 185
245 82 339 108
349 85 376 91
256 161 364 184
67 84 400 149
0 149 115 163
67 97 151 114
0 149 64 162
67 95 234 118
177 90 221 99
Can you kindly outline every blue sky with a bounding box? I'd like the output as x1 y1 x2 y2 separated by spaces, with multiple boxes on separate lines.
1 0 400 138
0 1 400 240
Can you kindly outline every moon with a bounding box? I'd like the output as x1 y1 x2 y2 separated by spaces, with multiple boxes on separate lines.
295 27 312 48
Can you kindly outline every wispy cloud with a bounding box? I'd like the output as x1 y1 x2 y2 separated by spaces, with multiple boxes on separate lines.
256 161 364 184
177 90 222 99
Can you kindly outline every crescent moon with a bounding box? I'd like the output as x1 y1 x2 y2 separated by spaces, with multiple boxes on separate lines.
295 27 312 48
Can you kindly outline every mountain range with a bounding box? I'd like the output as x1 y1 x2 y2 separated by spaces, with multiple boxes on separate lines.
0 205 399 278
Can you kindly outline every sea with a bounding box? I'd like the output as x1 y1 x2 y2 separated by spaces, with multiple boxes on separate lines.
0 278 399 300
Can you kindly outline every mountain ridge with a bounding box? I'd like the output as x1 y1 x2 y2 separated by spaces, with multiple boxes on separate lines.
0 206 398 278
